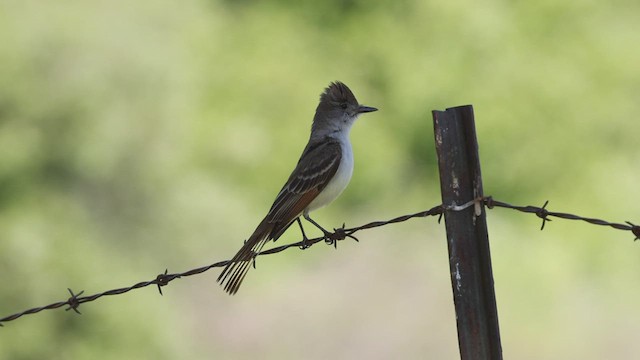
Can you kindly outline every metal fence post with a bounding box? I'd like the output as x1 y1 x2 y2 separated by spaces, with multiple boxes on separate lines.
432 105 502 359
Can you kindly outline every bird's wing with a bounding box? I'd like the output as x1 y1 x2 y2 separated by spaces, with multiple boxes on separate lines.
218 138 343 294
265 138 342 237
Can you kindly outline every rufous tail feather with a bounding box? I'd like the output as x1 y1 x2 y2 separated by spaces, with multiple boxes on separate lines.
218 219 273 295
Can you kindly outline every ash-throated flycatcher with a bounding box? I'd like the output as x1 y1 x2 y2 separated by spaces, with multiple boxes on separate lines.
218 81 377 294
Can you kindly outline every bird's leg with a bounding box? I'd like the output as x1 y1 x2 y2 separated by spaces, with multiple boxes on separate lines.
303 213 334 245
296 217 311 249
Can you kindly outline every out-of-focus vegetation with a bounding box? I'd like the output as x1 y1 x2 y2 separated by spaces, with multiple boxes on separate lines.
1 0 638 359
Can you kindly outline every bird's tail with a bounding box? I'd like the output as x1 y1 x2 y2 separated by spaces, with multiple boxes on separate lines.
218 218 273 295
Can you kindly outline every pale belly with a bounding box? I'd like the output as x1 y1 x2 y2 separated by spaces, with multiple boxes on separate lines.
306 141 353 212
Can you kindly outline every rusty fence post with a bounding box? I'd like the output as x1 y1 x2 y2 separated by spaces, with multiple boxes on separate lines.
432 105 502 359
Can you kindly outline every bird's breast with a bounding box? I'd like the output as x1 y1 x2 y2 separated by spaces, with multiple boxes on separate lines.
306 140 353 212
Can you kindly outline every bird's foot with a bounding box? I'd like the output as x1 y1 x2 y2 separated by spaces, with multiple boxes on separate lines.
322 230 335 247
299 234 312 250
324 223 359 249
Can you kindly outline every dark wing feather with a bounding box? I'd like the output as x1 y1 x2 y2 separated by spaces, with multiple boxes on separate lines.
266 139 342 238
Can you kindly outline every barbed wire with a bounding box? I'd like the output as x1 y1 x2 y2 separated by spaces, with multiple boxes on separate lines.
0 205 445 326
1 198 638 327
484 197 640 238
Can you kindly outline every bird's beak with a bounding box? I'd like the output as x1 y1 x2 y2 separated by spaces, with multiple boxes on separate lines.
358 105 378 113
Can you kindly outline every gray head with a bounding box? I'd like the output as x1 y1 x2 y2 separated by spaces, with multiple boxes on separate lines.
311 81 377 138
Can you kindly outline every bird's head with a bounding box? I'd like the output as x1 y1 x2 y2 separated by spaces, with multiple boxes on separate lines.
311 81 377 137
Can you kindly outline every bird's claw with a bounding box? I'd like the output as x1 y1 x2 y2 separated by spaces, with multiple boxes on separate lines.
323 223 358 249
323 230 337 248
299 235 311 250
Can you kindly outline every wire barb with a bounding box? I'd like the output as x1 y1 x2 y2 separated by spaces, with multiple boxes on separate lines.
65 288 84 315
325 223 355 248
626 222 640 241
536 200 552 230
156 269 171 296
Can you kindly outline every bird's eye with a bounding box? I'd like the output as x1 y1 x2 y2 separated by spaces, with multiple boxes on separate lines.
340 103 348 110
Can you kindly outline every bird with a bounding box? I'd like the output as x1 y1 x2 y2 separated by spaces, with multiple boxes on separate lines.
218 81 377 294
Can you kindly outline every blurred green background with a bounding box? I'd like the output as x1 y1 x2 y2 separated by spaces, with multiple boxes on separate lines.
1 0 639 358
